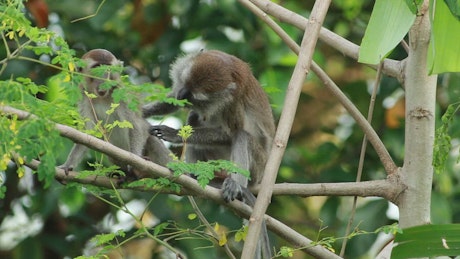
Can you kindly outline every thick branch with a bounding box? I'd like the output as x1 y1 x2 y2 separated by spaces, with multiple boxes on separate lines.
262 176 404 203
249 0 405 82
25 156 405 203
1 105 339 258
242 1 332 258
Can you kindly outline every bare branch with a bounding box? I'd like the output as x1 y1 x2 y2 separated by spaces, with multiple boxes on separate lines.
242 1 333 258
267 178 404 204
249 0 405 82
25 156 405 204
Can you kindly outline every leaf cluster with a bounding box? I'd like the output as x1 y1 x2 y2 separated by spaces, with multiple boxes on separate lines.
168 160 250 189
433 103 460 174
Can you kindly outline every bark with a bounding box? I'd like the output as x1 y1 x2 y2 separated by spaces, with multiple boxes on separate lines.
240 1 332 258
397 0 437 231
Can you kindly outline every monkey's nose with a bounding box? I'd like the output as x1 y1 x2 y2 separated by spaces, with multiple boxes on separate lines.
177 88 191 100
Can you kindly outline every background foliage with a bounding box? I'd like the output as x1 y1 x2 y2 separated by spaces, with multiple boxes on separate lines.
1 0 460 258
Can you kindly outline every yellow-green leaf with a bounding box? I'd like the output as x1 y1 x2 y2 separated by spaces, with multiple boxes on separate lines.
428 0 460 74
359 0 415 64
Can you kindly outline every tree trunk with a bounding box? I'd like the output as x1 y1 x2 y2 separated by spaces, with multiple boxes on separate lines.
398 0 437 230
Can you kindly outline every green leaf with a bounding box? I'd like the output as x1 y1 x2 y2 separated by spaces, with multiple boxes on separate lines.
178 125 194 140
404 0 423 14
126 177 181 192
393 224 460 258
167 160 250 188
444 0 460 20
279 246 295 257
359 0 416 64
428 0 460 73
235 225 248 242
90 232 117 246
0 185 6 199
153 222 169 236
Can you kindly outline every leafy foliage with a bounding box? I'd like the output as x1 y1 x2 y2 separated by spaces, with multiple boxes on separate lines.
433 103 459 174
2 0 460 258
168 159 250 188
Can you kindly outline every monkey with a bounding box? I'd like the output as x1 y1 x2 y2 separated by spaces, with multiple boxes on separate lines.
142 50 275 258
60 49 171 179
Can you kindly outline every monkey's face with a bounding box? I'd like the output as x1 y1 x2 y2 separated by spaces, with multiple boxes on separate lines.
170 51 238 110
80 49 121 98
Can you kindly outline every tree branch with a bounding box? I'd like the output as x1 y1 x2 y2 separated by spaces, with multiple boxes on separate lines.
24 156 405 204
242 1 332 258
249 0 405 82
240 0 398 175
1 105 340 258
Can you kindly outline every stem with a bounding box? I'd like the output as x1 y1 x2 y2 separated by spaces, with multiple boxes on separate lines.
187 196 236 259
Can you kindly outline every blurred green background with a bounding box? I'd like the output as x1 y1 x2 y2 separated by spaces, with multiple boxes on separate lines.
1 0 460 258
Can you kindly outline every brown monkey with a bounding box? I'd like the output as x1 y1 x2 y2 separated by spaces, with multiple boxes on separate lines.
60 49 171 178
142 50 274 258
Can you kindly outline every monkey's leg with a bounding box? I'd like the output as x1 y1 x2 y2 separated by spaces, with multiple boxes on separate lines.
144 136 172 167
221 130 250 202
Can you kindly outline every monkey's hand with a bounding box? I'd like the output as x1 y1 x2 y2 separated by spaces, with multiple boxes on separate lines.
149 125 182 143
222 177 244 202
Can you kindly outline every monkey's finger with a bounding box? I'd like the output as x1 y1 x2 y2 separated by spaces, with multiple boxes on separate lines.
148 127 163 137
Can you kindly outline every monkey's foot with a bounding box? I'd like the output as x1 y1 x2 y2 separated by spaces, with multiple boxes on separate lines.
222 178 243 202
58 165 73 176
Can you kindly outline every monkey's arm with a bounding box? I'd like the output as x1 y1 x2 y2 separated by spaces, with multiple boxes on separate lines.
142 100 180 118
149 125 232 145
59 144 88 173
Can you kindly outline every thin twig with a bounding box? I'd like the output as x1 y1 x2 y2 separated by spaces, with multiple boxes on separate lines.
71 0 107 23
187 196 236 259
340 62 384 256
